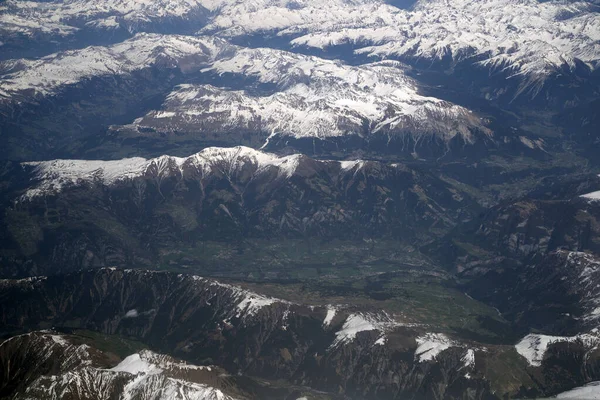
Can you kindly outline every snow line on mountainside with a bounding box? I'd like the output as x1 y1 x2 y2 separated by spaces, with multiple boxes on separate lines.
515 330 600 367
19 146 402 200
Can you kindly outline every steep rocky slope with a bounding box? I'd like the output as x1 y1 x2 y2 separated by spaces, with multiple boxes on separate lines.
3 268 600 399
0 146 479 277
429 173 600 274
0 331 257 400
426 177 600 338
0 0 599 398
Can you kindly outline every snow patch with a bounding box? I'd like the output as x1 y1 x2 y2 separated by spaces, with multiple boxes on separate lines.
461 349 475 369
124 309 139 318
323 306 337 327
581 176 600 202
331 312 397 347
49 335 70 347
111 353 159 375
374 336 386 346
236 294 276 317
415 333 455 362
515 332 600 367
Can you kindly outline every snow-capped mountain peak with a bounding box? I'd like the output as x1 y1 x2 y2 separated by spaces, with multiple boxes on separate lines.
19 146 309 199
0 34 232 99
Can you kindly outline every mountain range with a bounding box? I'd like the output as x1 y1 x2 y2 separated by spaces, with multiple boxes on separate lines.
1 0 600 398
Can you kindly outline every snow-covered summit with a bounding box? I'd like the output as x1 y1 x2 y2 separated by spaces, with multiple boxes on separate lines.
134 48 488 142
581 176 600 201
0 0 213 39
330 312 400 347
515 330 600 367
3 0 598 84
1 34 484 143
20 146 316 199
203 0 600 81
0 34 232 99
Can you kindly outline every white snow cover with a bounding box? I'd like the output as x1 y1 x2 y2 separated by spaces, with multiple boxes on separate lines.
0 0 212 39
235 293 277 316
138 48 486 141
185 274 288 320
581 176 600 201
515 332 600 367
151 379 233 400
19 146 292 199
111 353 159 375
3 0 599 86
331 312 398 347
0 331 95 371
19 146 400 199
0 32 487 143
21 157 148 199
200 0 600 82
583 191 600 201
414 333 455 362
557 381 600 399
124 309 140 318
374 336 386 346
461 349 475 369
323 306 337 327
100 350 232 400
112 350 213 374
0 33 231 99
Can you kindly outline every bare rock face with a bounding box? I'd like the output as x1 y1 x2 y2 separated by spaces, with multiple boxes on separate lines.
0 331 246 400
0 147 479 277
3 268 600 400
0 1 599 399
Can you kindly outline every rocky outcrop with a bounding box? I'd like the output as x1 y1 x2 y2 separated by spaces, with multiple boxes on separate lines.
0 269 520 400
0 331 248 400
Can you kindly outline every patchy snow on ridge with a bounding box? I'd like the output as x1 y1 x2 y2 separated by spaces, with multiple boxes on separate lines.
461 349 475 369
414 333 455 362
0 0 213 40
374 336 386 346
323 306 337 327
331 312 398 347
0 33 231 99
124 309 140 318
136 67 486 141
21 157 149 199
515 332 600 367
3 0 598 94
185 274 288 320
559 251 600 322
18 146 410 200
235 293 277 317
200 0 600 82
583 191 600 201
111 353 159 375
581 176 600 202
20 146 283 199
516 334 561 367
166 49 487 142
112 350 213 375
